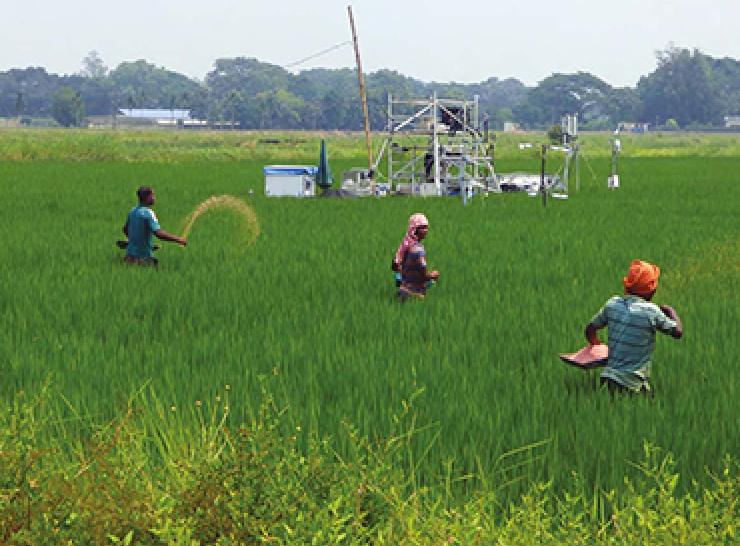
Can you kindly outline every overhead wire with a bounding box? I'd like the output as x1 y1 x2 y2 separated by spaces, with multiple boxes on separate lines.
282 40 352 69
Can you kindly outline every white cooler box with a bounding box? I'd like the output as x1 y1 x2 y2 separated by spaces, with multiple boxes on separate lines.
264 165 318 197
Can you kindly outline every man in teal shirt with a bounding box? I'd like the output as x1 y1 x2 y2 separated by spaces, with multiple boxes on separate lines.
585 260 683 394
123 186 186 265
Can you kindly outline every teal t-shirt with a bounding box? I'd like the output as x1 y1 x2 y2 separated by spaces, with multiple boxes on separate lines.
125 205 160 258
589 295 677 391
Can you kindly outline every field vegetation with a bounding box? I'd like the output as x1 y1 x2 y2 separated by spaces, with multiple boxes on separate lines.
0 129 737 544
2 128 740 162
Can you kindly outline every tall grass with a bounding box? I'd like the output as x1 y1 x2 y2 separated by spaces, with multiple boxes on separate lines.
2 384 736 544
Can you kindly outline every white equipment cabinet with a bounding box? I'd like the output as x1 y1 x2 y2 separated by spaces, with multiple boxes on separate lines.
263 165 318 197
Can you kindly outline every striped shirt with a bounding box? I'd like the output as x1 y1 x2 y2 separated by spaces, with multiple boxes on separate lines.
590 295 677 392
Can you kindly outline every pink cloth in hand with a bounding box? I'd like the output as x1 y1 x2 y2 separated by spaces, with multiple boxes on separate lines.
559 344 609 369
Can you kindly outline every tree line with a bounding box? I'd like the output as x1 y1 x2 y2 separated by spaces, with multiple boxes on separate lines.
1 46 737 130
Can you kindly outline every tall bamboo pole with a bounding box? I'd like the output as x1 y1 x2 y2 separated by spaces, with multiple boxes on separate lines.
347 6 373 180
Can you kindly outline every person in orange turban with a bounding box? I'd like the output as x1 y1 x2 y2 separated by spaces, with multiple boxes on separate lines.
584 259 683 395
623 259 660 298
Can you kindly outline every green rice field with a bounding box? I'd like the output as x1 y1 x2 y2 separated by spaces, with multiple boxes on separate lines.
0 129 737 543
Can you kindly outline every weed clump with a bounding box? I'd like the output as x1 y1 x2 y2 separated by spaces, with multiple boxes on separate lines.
1 387 736 545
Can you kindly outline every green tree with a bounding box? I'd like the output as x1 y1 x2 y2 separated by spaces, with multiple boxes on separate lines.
2 49 737 130
52 86 84 127
638 46 723 126
0 68 58 118
109 60 204 113
606 87 641 124
225 90 243 128
708 56 740 118
514 72 613 129
318 89 349 130
474 77 528 114
206 57 290 128
254 89 305 129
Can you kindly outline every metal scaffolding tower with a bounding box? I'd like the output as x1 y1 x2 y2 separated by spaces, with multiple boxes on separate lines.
373 93 496 200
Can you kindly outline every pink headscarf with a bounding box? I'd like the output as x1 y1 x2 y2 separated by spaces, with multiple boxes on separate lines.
394 213 429 266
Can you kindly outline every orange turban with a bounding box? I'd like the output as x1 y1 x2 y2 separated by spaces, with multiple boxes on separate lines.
623 259 660 296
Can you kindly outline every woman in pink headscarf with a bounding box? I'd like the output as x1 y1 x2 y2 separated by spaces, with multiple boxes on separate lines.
392 213 439 300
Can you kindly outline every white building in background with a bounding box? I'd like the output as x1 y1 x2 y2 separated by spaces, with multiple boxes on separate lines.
617 122 650 133
86 108 232 129
725 115 740 129
118 108 191 125
503 122 522 132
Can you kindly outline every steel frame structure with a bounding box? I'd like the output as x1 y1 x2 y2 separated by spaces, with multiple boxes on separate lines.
559 113 579 193
372 93 495 199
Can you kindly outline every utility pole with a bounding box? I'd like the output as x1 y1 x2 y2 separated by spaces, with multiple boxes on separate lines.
540 144 547 207
347 5 373 181
15 86 24 121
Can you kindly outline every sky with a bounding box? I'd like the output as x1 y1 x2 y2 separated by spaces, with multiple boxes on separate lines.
2 0 738 87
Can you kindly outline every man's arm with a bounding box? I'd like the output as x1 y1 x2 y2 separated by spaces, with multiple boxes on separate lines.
144 210 185 246
584 322 604 346
123 222 128 236
659 305 683 339
585 302 609 345
154 229 187 246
